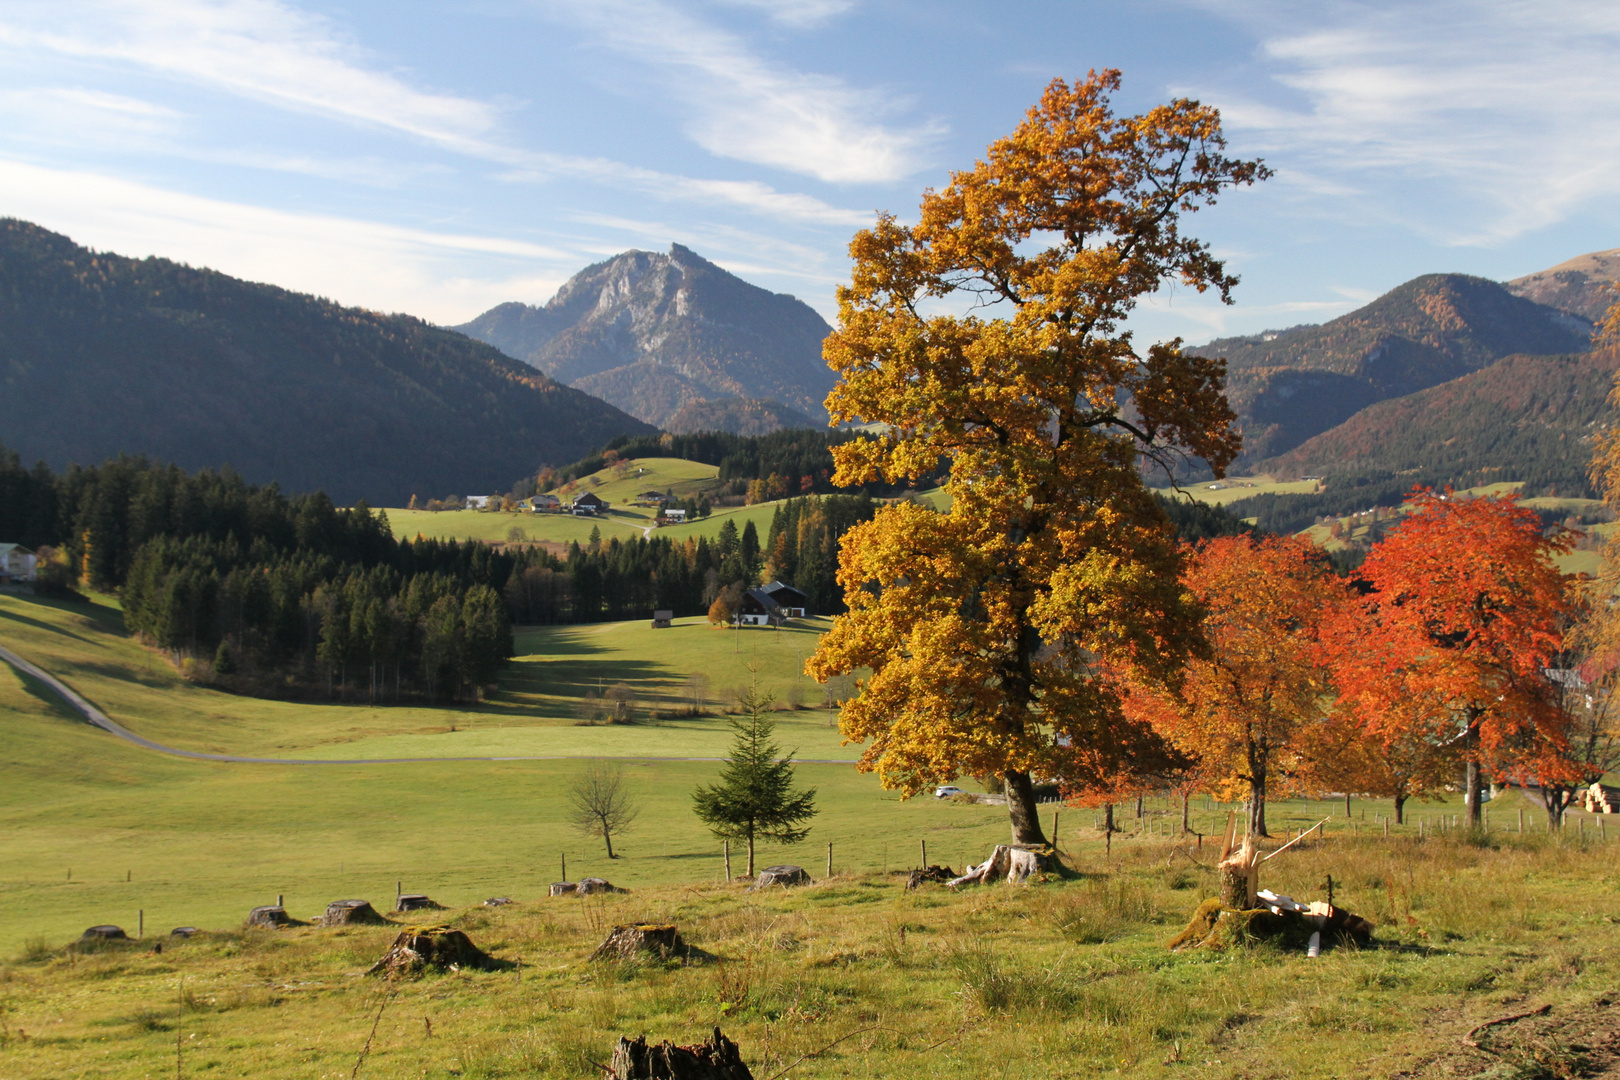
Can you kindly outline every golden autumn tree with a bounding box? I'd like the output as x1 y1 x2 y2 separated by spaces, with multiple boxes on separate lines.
1329 489 1574 826
1120 534 1339 837
804 71 1268 844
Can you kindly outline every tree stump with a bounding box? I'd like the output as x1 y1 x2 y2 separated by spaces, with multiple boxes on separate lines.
319 899 388 926
393 894 444 913
549 882 576 896
245 905 291 929
747 865 810 891
608 1027 753 1079
590 924 688 962
905 865 956 889
81 925 128 941
367 926 502 978
946 846 1042 887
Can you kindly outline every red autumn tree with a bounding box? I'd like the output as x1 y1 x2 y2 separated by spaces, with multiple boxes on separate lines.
1328 489 1574 825
1120 533 1340 838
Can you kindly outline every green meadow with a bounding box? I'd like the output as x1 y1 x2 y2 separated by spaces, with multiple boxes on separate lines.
5 592 1620 1078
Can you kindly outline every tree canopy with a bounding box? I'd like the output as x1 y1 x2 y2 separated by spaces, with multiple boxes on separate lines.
806 70 1269 843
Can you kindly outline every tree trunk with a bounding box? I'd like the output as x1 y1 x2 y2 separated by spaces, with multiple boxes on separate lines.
1181 792 1190 834
1464 758 1484 827
1344 792 1351 818
1004 770 1049 845
746 833 756 877
1248 770 1269 838
1393 793 1407 825
1103 802 1115 833
605 828 616 860
1135 791 1144 818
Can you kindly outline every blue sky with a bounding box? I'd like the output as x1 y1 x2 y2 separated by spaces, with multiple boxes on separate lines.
1 0 1615 345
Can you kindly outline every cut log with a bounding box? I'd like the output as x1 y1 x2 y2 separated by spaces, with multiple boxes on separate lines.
483 896 513 907
748 865 811 891
170 927 199 938
905 865 956 889
245 905 292 929
590 923 689 962
81 925 128 940
367 926 503 978
318 899 389 926
550 878 628 896
607 1027 753 1079
393 894 444 913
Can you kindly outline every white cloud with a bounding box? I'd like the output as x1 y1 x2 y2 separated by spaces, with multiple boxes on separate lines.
1197 0 1620 245
553 0 940 183
0 0 501 155
0 0 873 223
0 157 580 322
712 0 856 28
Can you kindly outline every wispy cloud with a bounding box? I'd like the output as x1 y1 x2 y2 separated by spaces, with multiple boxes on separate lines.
553 0 940 183
1196 0 1620 244
713 0 857 29
0 157 582 322
0 0 875 223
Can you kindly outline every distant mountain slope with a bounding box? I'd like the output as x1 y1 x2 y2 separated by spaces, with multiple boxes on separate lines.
0 219 653 506
1507 247 1620 323
1192 274 1593 464
1259 347 1620 491
455 245 836 427
664 397 819 436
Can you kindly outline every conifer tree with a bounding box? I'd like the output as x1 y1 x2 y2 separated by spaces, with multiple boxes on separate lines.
692 684 817 876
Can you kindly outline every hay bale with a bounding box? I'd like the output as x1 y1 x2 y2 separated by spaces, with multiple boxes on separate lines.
393 894 444 913
590 924 688 962
608 1026 753 1079
367 925 502 978
81 925 128 941
319 899 388 926
245 905 291 929
483 896 513 907
747 865 810 891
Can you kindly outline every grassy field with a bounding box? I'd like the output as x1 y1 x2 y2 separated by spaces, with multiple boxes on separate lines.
6 595 1620 1077
1154 475 1323 508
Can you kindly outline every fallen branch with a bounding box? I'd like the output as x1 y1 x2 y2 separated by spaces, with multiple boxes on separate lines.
1462 1004 1551 1049
760 1025 889 1080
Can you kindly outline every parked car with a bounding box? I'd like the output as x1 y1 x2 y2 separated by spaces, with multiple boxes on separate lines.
934 785 966 799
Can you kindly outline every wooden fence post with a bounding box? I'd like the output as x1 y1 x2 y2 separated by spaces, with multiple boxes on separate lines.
827 841 833 878
724 840 731 882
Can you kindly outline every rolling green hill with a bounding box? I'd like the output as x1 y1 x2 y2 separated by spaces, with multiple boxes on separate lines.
0 219 653 506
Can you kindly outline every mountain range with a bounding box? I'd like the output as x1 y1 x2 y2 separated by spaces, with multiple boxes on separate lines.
0 220 653 506
454 244 836 429
1195 274 1595 466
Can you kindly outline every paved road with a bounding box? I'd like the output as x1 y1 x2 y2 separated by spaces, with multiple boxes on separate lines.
0 642 855 767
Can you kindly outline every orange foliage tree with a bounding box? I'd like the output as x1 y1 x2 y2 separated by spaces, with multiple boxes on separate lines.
1119 534 1339 837
804 71 1267 844
1327 489 1574 826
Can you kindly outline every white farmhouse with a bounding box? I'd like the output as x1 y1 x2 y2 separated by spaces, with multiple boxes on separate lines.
0 544 38 584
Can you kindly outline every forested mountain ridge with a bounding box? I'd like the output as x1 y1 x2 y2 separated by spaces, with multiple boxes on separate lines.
0 219 653 506
1192 273 1593 465
454 245 836 428
1258 347 1620 493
